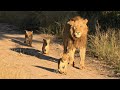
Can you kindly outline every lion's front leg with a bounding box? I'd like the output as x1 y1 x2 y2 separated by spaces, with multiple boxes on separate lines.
29 39 32 47
29 41 32 47
68 48 76 67
24 36 27 43
79 47 86 69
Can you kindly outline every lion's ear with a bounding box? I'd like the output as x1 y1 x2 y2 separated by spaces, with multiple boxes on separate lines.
67 20 75 26
84 19 88 24
25 30 29 34
25 30 28 33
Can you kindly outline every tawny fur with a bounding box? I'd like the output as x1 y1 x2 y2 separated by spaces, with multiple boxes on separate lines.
24 30 33 47
62 16 88 70
58 53 69 74
42 38 50 54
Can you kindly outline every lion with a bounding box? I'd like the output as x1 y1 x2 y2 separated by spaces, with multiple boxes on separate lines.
58 53 69 74
42 38 50 54
24 30 33 47
62 16 88 70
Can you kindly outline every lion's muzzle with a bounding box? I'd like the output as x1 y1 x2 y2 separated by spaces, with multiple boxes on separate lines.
74 32 81 38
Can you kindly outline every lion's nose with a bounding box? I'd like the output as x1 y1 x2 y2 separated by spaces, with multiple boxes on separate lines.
74 32 81 38
62 66 65 69
75 32 81 35
76 32 80 35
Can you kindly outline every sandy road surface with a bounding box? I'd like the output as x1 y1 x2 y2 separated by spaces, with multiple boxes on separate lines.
0 23 118 79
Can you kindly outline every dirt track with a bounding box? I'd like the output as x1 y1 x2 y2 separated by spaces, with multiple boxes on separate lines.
0 23 118 79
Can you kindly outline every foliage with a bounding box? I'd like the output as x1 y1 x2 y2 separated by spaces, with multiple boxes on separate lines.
88 23 120 72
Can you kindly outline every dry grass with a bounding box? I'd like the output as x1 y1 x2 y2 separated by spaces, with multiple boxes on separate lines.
88 27 120 73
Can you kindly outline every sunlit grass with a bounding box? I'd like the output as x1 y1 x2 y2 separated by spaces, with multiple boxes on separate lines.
88 28 120 73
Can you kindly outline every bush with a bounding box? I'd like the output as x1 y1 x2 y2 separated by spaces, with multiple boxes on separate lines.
88 24 120 72
78 11 120 33
0 11 43 33
0 11 78 34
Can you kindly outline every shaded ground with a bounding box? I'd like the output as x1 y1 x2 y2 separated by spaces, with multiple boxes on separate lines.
0 23 118 79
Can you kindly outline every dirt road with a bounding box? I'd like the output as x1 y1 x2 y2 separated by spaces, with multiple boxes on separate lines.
0 23 118 79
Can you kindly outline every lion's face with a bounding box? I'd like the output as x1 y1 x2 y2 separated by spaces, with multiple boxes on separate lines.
67 17 88 39
58 53 69 74
25 30 33 41
58 59 67 74
24 30 33 46
25 30 33 37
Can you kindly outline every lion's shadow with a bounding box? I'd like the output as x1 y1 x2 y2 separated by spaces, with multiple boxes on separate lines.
33 65 58 73
11 38 43 47
11 39 29 47
10 48 59 63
